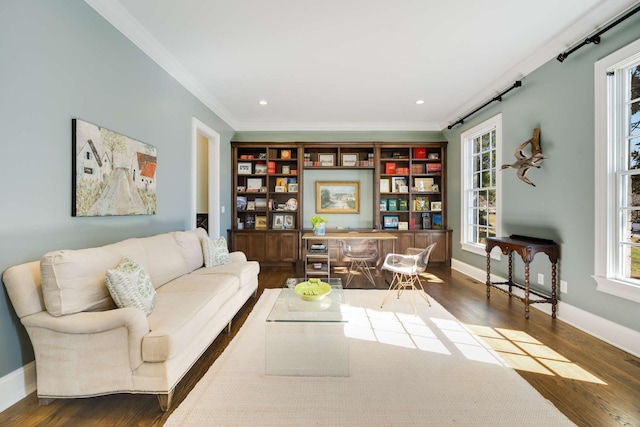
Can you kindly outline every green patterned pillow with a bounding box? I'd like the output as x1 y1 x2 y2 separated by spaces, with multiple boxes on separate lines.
105 256 156 316
203 236 230 267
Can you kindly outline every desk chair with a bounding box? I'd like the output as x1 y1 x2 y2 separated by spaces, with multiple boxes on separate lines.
380 243 436 313
339 239 379 287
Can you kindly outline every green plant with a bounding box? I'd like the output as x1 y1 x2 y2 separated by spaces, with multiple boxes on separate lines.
310 215 328 228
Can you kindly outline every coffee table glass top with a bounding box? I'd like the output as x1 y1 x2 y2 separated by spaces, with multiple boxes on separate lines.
266 278 346 323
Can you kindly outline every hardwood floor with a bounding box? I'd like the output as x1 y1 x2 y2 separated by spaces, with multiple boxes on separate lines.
1 266 638 426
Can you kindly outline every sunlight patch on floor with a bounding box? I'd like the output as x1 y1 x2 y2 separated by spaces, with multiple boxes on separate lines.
466 324 607 384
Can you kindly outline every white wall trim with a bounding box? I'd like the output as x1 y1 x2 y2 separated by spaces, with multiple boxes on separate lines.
191 118 221 237
0 361 36 413
451 258 640 358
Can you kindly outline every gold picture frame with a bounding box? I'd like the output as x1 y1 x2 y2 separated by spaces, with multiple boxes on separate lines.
316 181 360 214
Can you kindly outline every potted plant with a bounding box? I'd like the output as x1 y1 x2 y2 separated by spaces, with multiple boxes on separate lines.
310 215 328 236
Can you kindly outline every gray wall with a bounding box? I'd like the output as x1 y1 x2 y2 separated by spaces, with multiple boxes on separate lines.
443 14 640 332
0 0 234 377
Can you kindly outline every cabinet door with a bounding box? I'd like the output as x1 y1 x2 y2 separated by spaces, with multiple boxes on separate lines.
233 232 266 261
380 232 414 261
414 231 450 263
266 232 299 262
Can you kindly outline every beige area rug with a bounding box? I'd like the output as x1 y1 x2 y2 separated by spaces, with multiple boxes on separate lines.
165 289 576 426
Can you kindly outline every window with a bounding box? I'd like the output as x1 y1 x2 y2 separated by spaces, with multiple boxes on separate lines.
594 38 640 303
460 114 502 256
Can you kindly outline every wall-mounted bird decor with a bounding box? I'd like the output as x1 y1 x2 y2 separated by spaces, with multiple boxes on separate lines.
501 128 544 187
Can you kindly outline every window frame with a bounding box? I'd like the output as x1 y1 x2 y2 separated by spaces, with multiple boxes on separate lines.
460 113 502 258
594 37 640 303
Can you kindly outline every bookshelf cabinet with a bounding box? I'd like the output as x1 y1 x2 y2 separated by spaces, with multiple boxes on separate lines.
229 141 451 267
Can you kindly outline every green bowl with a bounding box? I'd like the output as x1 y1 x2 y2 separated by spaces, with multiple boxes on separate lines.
294 280 332 301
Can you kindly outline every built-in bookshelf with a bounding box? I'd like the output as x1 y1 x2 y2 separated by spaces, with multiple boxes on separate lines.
230 141 451 267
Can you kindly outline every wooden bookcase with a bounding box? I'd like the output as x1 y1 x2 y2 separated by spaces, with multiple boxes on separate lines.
229 141 451 267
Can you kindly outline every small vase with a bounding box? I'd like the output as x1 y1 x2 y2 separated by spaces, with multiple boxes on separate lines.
313 223 326 236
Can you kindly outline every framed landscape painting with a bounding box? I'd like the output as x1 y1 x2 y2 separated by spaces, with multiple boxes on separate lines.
316 181 360 214
72 119 157 216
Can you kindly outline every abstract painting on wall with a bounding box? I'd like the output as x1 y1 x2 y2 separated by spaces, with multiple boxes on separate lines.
72 119 157 216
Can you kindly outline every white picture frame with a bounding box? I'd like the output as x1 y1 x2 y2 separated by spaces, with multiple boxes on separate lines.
237 162 252 175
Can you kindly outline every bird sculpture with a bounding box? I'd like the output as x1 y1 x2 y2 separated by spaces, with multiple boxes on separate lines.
501 128 544 187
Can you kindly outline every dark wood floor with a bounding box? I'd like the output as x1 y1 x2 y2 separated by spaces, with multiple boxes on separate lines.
1 266 639 427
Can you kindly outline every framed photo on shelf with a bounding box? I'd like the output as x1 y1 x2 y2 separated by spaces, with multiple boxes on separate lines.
272 213 285 228
391 177 408 192
246 178 263 191
255 216 267 229
316 181 359 214
237 162 252 175
422 212 432 229
288 183 298 192
275 177 288 187
398 221 409 230
428 152 440 160
380 179 390 193
318 153 335 167
341 153 358 167
246 201 255 211
283 214 295 229
432 184 439 192
431 201 442 211
255 198 267 209
414 177 434 192
383 215 400 229
282 165 291 174
275 185 287 193
254 163 267 174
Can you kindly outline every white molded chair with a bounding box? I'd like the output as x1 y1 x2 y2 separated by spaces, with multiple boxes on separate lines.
340 239 379 287
380 243 436 313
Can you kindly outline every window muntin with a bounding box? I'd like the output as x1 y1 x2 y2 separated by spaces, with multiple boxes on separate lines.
461 114 501 256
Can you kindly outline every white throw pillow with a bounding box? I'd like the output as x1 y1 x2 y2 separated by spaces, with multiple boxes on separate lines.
105 256 156 316
203 236 230 267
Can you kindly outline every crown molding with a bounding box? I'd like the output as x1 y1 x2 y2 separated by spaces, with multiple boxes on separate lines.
84 0 239 130
443 0 640 130
235 121 443 132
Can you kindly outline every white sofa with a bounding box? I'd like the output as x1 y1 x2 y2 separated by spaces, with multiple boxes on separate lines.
2 228 259 411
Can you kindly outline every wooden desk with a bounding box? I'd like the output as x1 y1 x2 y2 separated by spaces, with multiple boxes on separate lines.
302 232 397 279
485 235 559 319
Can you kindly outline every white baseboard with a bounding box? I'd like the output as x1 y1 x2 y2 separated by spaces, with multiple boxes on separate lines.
0 361 36 413
451 258 640 358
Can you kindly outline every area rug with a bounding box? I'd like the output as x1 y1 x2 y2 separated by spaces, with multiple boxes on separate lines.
165 289 575 426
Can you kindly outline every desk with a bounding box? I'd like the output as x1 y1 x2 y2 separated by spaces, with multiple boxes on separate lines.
485 236 559 319
302 232 397 279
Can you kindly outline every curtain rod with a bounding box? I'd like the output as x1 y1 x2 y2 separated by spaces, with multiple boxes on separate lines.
557 2 640 62
447 80 522 130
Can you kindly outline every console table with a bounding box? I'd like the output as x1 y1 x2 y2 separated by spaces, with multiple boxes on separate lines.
485 235 559 319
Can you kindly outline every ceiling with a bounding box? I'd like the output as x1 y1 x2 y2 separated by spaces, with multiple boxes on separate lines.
86 0 638 131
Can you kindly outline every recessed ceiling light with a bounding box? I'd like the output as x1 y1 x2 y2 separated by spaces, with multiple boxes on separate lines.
259 100 268 106
416 100 425 105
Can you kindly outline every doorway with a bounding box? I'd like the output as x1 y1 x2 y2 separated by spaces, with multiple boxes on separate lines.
191 118 220 237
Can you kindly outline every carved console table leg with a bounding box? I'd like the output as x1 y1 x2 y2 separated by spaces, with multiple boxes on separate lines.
551 261 558 319
486 251 491 299
508 252 514 295
524 260 531 319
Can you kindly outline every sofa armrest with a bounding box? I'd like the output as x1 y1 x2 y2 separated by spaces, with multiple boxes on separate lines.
21 308 148 371
229 251 247 262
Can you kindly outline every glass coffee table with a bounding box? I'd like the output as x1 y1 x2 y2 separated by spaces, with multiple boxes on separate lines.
265 278 349 376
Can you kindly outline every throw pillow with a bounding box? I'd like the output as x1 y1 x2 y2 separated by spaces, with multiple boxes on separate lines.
105 256 156 316
203 236 230 267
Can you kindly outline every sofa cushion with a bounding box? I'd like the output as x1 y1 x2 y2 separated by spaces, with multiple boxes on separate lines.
142 274 239 362
40 238 145 316
172 229 204 272
202 236 230 267
105 256 156 316
191 260 260 288
138 234 189 288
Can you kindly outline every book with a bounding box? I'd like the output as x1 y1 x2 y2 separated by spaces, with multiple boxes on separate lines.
387 199 398 211
422 212 431 229
432 213 442 229
399 199 408 210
